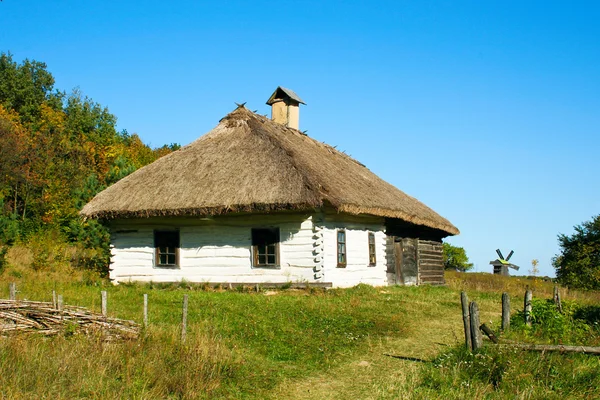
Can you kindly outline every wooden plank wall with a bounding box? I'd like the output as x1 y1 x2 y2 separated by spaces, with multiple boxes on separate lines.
417 240 445 285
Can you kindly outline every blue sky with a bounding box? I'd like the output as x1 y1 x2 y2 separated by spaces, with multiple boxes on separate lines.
2 1 599 277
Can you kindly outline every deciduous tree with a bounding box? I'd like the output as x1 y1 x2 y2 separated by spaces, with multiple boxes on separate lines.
443 242 474 272
553 215 600 290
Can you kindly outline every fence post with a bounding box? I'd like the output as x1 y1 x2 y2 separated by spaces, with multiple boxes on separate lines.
101 291 107 317
143 293 148 328
181 295 188 343
524 289 532 327
553 286 563 313
52 290 57 309
469 301 482 351
460 292 472 350
501 292 510 331
9 282 16 300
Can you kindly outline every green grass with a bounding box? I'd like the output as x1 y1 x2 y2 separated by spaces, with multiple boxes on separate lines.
1 273 599 399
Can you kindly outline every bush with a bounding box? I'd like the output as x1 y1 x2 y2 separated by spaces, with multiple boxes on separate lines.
0 245 8 273
510 299 600 345
70 246 110 277
0 214 21 244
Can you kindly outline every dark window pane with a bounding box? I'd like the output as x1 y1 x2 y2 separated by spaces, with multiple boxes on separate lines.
252 228 279 246
252 228 280 267
155 230 179 266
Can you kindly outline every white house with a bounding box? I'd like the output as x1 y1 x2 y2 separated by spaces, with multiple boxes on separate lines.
81 87 459 287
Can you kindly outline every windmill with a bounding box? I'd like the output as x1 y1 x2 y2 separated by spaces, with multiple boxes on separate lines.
490 249 520 276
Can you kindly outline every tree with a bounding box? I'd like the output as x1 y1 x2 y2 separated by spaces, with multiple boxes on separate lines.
443 242 474 272
0 52 179 274
553 215 600 290
0 52 62 123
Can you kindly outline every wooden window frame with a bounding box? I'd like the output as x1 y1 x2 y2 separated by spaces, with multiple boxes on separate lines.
251 228 280 268
368 232 376 266
154 230 180 268
337 229 347 268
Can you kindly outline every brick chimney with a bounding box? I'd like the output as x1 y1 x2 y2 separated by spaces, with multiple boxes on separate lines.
266 87 306 130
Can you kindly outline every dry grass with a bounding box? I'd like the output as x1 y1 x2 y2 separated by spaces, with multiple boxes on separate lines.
445 271 600 304
3 244 102 286
0 327 238 399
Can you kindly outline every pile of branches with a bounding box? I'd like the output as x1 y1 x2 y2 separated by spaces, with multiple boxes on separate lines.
0 299 139 340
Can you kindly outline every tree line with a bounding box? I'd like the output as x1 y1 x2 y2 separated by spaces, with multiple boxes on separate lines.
0 52 178 271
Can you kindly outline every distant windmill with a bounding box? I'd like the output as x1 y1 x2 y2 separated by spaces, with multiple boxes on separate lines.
490 249 520 276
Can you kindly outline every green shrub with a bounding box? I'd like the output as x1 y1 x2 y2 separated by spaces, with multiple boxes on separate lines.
510 299 599 345
0 245 8 273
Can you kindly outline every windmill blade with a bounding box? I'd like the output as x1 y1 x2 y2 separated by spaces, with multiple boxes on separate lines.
496 249 505 260
509 264 520 271
506 250 514 261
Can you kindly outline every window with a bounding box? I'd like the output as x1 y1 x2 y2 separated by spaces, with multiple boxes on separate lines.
252 228 280 268
154 230 179 267
368 232 376 266
337 229 346 267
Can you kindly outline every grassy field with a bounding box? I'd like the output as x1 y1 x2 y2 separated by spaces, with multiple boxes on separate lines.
1 267 599 399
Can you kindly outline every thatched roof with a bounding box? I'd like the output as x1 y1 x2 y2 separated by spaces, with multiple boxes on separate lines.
81 106 459 236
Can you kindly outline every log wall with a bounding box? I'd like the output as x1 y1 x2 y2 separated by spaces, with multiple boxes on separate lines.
385 237 445 286
417 240 445 285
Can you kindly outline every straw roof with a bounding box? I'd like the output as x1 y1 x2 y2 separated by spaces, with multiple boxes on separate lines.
81 106 459 236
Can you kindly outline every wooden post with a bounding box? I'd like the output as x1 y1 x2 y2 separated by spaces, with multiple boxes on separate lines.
228 283 233 290
52 290 57 309
101 290 107 317
143 294 148 328
524 289 532 327
181 295 188 343
9 282 16 300
553 286 563 313
501 292 510 331
469 301 482 351
460 292 472 350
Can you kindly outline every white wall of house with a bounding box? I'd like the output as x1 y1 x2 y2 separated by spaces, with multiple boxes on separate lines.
317 213 389 287
109 213 317 284
108 211 390 287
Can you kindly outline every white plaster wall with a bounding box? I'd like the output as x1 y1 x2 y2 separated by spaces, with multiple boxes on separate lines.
319 215 388 288
109 213 317 284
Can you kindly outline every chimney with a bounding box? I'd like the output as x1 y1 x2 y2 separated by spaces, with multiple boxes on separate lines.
266 87 306 130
